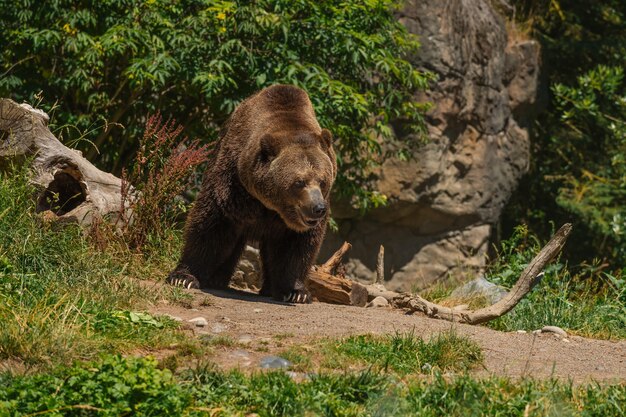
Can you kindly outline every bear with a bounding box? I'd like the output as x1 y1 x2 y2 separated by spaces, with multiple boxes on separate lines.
167 84 336 303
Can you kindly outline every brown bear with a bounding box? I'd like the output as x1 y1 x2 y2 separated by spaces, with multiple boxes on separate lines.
167 85 336 303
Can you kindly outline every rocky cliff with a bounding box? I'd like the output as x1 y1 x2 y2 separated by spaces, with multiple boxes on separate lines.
320 0 540 292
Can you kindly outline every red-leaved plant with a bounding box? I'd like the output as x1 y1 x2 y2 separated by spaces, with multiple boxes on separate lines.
118 113 211 250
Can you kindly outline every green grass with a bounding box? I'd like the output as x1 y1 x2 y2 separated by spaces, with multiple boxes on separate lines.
1 355 624 417
282 331 483 375
483 226 626 339
0 166 190 369
420 225 626 339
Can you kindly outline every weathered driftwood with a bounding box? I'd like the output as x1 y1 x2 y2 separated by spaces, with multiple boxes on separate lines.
309 224 572 324
0 98 124 225
306 242 369 307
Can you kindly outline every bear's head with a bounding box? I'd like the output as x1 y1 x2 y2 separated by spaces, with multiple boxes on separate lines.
241 129 336 232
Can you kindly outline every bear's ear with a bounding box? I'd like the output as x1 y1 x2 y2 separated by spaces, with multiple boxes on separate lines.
320 128 333 149
260 133 279 162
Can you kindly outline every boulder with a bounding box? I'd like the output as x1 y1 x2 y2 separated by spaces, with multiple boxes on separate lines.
321 0 540 291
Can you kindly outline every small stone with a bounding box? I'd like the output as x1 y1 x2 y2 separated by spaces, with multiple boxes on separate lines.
238 334 253 345
230 350 252 367
286 371 310 381
260 355 292 369
562 338 570 343
450 276 508 304
164 314 183 322
516 330 527 334
211 323 227 334
253 308 263 313
188 317 208 327
421 363 432 372
532 330 541 335
540 326 568 338
366 296 389 308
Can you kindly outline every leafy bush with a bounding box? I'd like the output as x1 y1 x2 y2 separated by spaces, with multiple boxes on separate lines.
504 0 626 268
0 0 432 208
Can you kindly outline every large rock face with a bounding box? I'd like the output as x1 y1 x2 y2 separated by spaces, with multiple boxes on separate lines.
321 0 540 292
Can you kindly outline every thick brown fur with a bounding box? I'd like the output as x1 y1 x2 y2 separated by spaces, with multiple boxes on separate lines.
167 85 336 303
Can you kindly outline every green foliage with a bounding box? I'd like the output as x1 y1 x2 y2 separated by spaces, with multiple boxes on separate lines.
0 0 432 208
0 356 189 416
0 166 185 367
505 0 626 267
552 65 626 262
485 226 626 338
1 355 624 416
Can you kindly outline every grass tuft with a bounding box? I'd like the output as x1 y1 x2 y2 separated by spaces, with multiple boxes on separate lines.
283 330 483 376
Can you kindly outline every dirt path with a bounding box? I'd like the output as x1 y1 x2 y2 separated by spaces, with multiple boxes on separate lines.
151 288 626 383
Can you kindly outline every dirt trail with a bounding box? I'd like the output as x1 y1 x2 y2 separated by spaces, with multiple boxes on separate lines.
152 288 626 383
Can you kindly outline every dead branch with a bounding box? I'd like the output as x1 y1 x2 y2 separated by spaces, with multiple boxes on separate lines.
318 241 351 275
376 245 384 283
308 224 572 324
370 223 573 324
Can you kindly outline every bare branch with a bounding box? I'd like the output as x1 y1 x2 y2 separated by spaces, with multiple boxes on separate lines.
318 241 351 275
376 245 384 283
373 224 573 324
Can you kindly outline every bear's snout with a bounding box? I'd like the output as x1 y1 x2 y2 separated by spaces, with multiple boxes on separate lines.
311 202 327 218
298 187 327 226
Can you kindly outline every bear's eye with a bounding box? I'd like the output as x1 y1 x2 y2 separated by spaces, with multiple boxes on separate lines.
320 180 327 189
294 180 306 189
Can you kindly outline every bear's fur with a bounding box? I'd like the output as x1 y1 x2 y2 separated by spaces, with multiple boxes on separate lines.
167 85 336 303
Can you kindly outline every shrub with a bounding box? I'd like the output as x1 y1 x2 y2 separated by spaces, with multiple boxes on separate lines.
118 113 210 250
0 0 432 208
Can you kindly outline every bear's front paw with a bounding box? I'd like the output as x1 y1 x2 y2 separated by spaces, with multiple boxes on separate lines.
166 273 200 289
280 290 312 304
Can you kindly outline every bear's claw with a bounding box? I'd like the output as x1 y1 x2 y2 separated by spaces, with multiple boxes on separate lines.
166 274 200 289
282 290 311 304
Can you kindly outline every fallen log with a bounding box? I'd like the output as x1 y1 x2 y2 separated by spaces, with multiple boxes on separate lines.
306 242 369 307
0 98 125 225
308 224 573 324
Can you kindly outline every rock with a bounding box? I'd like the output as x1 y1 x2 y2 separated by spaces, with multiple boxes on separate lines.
260 355 292 369
320 0 539 291
516 330 527 334
231 246 262 290
188 317 208 327
450 276 508 304
238 334 253 345
230 350 252 367
366 296 389 308
541 326 568 338
211 323 227 334
163 314 183 322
